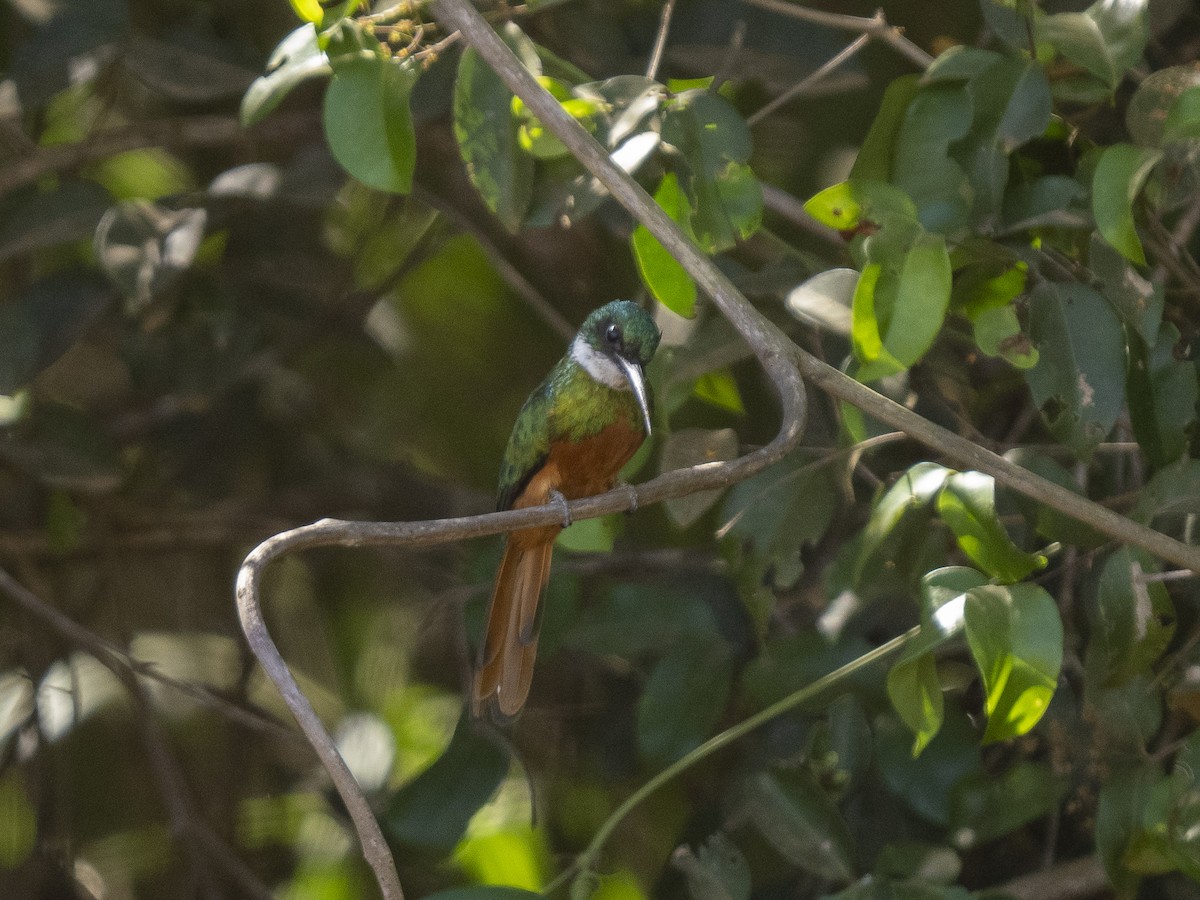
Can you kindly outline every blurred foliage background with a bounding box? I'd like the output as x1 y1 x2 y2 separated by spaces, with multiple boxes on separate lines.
4 0 1200 899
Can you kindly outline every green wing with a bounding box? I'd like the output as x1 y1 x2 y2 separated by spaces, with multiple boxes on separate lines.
496 379 555 511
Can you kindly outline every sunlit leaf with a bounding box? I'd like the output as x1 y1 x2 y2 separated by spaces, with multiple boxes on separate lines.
886 567 982 756
323 55 418 194
632 173 697 317
1092 143 1161 265
692 369 745 415
936 471 1044 582
964 583 1062 744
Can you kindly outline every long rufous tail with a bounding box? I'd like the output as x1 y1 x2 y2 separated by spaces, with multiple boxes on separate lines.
472 534 554 722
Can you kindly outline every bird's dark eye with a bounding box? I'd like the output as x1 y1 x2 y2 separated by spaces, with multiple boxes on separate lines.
605 323 622 345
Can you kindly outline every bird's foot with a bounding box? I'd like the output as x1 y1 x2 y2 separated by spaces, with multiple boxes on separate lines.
619 482 639 514
549 489 572 527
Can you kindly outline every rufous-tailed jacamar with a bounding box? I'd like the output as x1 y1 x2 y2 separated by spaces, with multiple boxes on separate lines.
473 300 661 722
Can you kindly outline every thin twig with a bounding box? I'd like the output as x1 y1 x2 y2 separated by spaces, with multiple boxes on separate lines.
0 566 300 745
411 184 575 340
644 0 677 82
746 32 871 127
743 0 934 70
0 111 319 198
710 20 747 94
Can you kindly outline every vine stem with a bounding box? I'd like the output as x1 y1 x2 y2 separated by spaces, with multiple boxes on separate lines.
544 627 921 895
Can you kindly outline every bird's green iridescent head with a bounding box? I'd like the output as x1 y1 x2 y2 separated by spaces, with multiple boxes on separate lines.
578 300 661 366
570 300 661 434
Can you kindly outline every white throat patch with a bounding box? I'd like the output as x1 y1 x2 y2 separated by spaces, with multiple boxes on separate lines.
571 334 628 389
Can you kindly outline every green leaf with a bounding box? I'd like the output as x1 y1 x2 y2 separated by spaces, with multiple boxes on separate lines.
882 233 953 367
804 180 917 233
736 768 857 882
382 713 509 852
1096 766 1164 894
851 75 921 182
241 24 331 127
637 635 732 767
1164 85 1200 141
1126 322 1197 468
287 0 322 23
323 55 418 194
972 306 1038 369
1039 0 1147 90
891 84 973 232
555 515 617 553
949 761 1069 849
660 428 739 529
453 25 538 231
672 832 750 900
1128 66 1200 146
852 462 953 587
886 568 982 756
851 263 905 380
1025 282 1126 458
721 451 839 593
1089 232 1164 342
661 90 762 252
1003 448 1107 547
1132 457 1200 525
1092 143 1161 265
693 369 745 415
1090 547 1176 685
1001 174 1088 231
887 650 943 757
936 471 1044 582
964 583 1063 744
876 707 981 827
0 270 111 395
1094 142 1156 266
632 173 697 317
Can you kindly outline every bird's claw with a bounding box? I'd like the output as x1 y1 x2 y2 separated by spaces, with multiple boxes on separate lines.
549 489 572 527
620 483 639 514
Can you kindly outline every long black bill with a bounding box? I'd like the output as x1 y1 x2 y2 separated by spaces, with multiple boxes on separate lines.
614 355 652 436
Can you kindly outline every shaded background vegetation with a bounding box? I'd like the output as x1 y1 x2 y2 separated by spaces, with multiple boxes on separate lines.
4 1 1200 899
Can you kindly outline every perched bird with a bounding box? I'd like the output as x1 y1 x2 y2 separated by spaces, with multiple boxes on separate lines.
473 300 661 722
